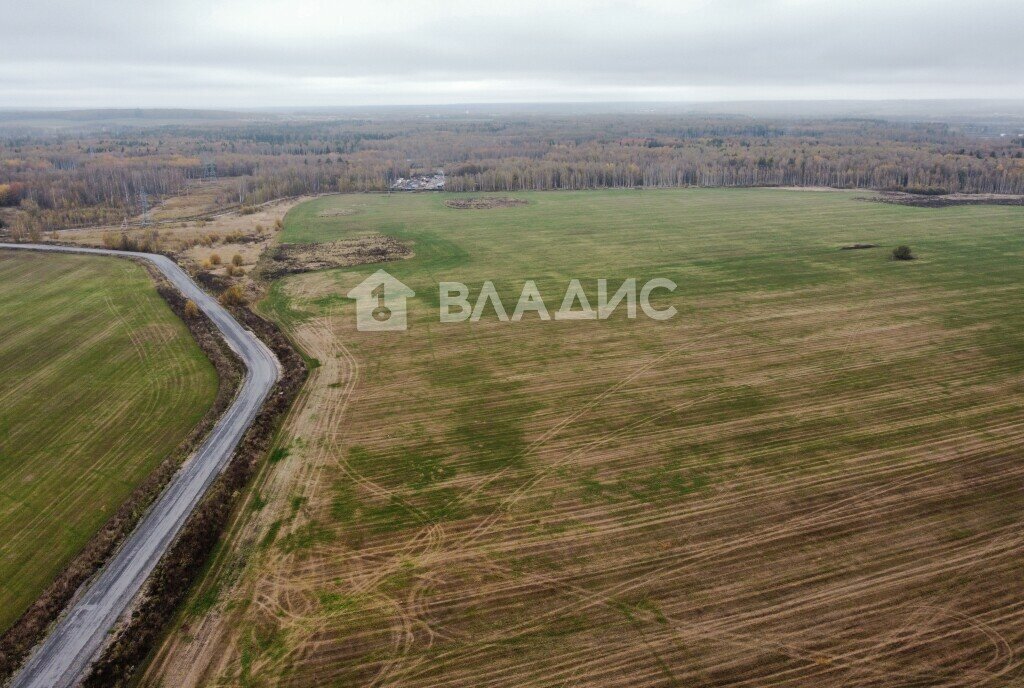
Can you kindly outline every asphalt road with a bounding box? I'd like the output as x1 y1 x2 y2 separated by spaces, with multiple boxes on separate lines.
0 243 279 688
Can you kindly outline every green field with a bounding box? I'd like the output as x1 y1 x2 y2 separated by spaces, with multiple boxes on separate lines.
152 189 1024 687
0 250 218 632
281 188 1024 300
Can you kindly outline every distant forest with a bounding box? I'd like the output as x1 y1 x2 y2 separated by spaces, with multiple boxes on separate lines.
1 113 1023 232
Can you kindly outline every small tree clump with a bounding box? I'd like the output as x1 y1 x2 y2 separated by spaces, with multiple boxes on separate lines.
100 229 160 253
891 245 915 261
218 285 246 306
232 254 243 266
209 253 222 265
183 300 200 319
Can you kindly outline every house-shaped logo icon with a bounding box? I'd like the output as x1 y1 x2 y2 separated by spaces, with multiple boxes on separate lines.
346 269 415 331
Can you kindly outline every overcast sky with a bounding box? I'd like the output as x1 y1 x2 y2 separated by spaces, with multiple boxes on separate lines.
3 0 1022 108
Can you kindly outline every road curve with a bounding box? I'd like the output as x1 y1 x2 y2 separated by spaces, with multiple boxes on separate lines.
0 243 279 688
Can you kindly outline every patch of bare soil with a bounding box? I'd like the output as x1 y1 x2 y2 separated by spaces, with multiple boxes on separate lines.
769 186 845 192
317 208 361 218
261 235 411 279
445 197 529 209
868 191 1024 207
840 243 879 250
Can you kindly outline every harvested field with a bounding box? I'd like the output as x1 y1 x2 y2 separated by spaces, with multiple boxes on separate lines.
261 236 412 279
144 189 1024 687
0 250 218 633
445 197 529 209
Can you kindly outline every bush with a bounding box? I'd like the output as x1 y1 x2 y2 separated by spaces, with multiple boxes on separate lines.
209 253 222 265
274 219 284 230
183 300 200 319
100 230 160 253
232 254 243 266
891 245 914 261
218 285 246 306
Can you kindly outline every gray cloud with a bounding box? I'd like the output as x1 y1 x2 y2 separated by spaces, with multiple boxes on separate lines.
2 0 1022 107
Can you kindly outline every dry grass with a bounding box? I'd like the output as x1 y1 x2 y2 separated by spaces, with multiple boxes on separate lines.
143 190 1024 687
147 179 239 222
55 195 306 261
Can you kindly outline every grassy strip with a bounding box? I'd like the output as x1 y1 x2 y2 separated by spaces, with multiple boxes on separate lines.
0 262 242 682
82 301 307 687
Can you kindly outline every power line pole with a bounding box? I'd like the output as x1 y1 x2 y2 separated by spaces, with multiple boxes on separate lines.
139 190 151 227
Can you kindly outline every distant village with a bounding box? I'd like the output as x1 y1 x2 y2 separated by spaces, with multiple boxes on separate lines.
390 169 445 191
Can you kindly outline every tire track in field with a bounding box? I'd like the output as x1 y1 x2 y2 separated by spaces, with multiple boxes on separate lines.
147 256 1024 687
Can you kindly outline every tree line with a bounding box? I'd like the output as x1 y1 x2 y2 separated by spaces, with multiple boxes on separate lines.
1 114 1022 232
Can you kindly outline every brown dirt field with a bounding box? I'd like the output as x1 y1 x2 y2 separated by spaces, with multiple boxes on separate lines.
768 186 844 192
870 191 1024 207
445 197 530 209
141 275 1024 688
261 236 412 279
